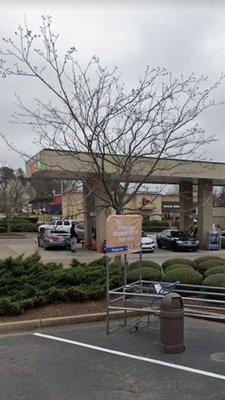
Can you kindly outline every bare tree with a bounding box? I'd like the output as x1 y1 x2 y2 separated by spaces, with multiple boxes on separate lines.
0 167 29 231
0 16 223 217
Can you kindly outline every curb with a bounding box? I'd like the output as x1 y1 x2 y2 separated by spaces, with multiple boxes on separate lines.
0 311 132 334
0 309 224 334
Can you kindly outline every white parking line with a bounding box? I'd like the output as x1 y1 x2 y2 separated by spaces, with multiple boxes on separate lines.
34 332 225 382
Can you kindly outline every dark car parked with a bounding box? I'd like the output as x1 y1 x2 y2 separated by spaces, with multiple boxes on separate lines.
156 229 199 252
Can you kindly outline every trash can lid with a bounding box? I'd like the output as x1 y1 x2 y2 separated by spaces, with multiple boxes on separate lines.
160 292 183 310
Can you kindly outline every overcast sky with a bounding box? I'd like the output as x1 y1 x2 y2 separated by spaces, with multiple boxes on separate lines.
1 0 225 169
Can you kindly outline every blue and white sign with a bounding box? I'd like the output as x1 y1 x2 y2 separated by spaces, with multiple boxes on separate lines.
106 245 128 254
208 233 220 251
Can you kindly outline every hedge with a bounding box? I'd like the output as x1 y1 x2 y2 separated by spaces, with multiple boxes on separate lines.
129 260 161 271
0 218 37 232
162 258 197 270
194 255 225 266
87 257 106 267
1 251 224 317
205 266 225 278
196 259 225 275
164 264 195 273
162 269 203 285
0 253 107 316
144 226 170 233
203 273 225 288
142 220 169 232
143 219 169 228
127 267 162 283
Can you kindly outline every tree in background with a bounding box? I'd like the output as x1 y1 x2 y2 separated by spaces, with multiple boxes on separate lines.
0 16 223 216
0 167 29 231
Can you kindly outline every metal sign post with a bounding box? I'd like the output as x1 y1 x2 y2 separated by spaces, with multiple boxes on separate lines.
105 214 142 334
123 254 128 327
106 255 110 335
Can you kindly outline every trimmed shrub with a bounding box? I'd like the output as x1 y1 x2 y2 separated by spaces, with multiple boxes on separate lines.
129 260 161 271
142 219 169 232
0 218 37 232
144 226 170 233
162 269 203 285
21 296 46 310
194 255 225 266
127 267 162 283
165 264 195 273
203 273 225 288
162 258 197 270
71 258 86 268
87 256 106 267
196 259 225 275
0 298 23 316
205 266 225 277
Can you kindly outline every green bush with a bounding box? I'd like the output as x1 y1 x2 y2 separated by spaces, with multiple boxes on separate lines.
129 260 161 271
163 269 203 285
142 219 169 232
0 298 23 316
205 266 225 277
196 259 225 275
87 256 106 267
164 264 195 273
203 273 225 288
0 218 37 232
194 255 225 265
127 267 162 283
70 258 86 268
145 226 170 233
162 258 197 270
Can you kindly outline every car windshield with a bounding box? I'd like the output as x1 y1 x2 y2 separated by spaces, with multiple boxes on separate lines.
171 231 191 240
63 221 70 226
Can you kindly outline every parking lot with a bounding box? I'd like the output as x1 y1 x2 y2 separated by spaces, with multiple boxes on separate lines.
0 318 225 399
1 233 225 265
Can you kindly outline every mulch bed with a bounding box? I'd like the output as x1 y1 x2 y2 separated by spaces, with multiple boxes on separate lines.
0 299 106 323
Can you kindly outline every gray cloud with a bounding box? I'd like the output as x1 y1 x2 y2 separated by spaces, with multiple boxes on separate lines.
0 1 225 167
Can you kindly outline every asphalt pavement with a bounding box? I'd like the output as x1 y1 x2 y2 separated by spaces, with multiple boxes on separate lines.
0 318 225 399
1 233 225 265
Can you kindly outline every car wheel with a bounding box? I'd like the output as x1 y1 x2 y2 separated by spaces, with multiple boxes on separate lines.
37 238 41 247
157 241 162 249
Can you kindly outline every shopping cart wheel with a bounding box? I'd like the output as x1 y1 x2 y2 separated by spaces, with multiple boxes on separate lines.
130 325 138 333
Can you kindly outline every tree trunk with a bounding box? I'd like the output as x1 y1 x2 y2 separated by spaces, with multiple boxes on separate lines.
7 220 11 233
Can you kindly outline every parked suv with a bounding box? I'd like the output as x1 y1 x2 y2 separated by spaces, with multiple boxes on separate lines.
38 219 84 242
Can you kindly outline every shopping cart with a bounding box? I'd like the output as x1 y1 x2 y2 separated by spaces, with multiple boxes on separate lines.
124 281 179 333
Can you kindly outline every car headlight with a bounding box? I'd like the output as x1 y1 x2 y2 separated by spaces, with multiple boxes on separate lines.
176 240 183 245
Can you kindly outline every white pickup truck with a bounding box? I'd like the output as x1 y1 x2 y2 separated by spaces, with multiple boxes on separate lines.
38 219 84 242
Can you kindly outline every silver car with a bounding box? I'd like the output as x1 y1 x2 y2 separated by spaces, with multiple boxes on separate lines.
38 228 71 250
